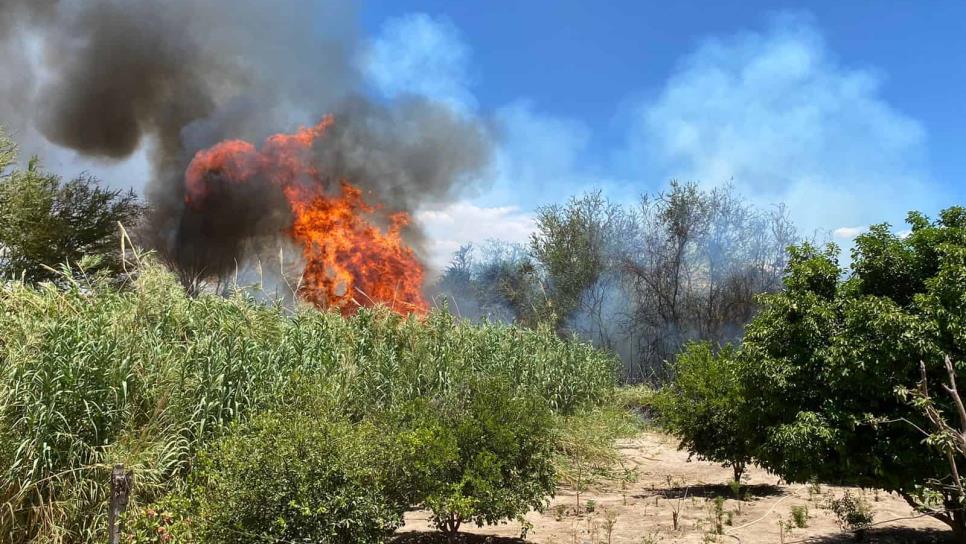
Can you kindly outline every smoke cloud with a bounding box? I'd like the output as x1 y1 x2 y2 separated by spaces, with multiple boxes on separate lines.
0 0 492 281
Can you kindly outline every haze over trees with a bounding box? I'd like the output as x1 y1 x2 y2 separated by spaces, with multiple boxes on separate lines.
436 182 797 382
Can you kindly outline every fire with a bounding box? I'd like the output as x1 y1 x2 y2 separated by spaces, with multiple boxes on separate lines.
183 117 428 315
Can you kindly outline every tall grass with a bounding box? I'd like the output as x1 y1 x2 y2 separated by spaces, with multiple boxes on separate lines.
0 261 616 543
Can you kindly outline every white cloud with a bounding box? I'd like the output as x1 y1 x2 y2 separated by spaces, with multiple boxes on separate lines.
626 13 942 240
833 226 866 239
415 201 535 272
362 13 476 114
370 10 948 275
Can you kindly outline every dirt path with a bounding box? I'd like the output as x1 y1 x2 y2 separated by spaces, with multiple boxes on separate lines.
396 431 953 543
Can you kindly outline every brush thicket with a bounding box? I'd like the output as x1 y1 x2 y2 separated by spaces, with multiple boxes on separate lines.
0 258 616 543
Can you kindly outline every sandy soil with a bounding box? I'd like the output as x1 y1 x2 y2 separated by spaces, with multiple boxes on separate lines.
395 430 954 543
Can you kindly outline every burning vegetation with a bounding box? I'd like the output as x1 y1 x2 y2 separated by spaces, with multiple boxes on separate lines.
0 1 490 315
184 117 427 314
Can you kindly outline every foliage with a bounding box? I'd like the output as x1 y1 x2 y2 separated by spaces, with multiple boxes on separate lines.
824 491 873 533
194 411 401 544
419 379 558 541
435 240 551 326
436 182 797 383
0 128 15 172
0 129 144 282
122 494 196 544
656 342 752 481
790 504 809 528
686 207 966 536
896 355 966 533
621 182 796 382
530 191 635 332
707 496 725 535
614 384 657 413
0 259 617 543
555 406 639 513
368 398 461 511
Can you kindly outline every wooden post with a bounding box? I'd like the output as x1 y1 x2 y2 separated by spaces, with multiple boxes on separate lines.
108 464 132 544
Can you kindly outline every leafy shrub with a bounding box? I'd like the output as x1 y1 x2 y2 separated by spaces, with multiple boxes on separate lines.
614 384 656 415
368 397 460 510
824 491 873 534
419 378 557 542
790 504 809 528
656 207 966 539
656 342 752 482
123 494 196 544
732 210 966 535
0 130 144 283
554 406 636 513
709 496 725 535
194 411 402 544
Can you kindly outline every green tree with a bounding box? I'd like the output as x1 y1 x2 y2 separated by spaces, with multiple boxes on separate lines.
420 379 557 543
656 342 753 482
531 191 634 332
0 128 143 282
733 207 966 539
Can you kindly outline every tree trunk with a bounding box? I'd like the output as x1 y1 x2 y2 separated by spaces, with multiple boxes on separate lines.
899 491 966 543
444 515 461 544
950 509 966 544
732 463 744 483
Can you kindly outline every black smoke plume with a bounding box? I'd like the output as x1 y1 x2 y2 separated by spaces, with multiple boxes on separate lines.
0 0 491 283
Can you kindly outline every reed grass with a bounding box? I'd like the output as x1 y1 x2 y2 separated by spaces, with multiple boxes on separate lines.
0 259 616 543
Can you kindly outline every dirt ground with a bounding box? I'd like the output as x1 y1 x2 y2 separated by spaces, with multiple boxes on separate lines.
395 430 954 543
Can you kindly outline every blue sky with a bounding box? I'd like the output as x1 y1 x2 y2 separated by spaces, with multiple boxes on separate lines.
359 1 964 267
15 1 963 270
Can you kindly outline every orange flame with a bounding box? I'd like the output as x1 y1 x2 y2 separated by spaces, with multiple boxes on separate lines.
184 117 428 315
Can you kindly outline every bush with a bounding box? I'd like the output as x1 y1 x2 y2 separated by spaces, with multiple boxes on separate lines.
123 494 196 544
194 411 402 544
418 378 557 542
614 384 656 414
368 397 460 510
664 207 966 539
655 342 752 482
790 504 809 528
555 406 638 513
824 491 873 535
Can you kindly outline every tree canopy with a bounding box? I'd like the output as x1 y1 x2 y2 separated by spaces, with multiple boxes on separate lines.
435 182 796 382
0 128 144 282
660 206 966 537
